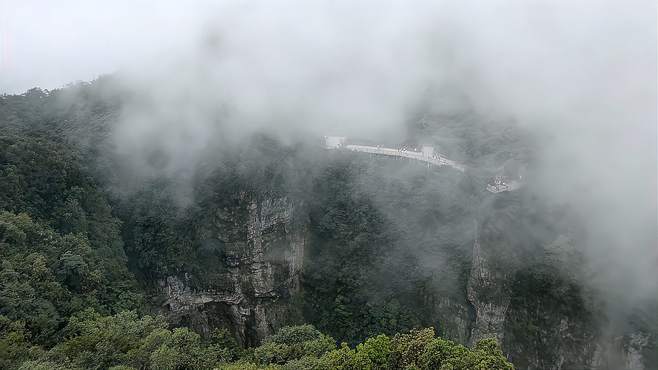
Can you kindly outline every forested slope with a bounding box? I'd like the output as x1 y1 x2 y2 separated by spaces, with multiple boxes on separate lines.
1 81 655 369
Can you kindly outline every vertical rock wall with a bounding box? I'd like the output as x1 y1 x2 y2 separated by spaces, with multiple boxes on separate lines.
153 189 654 368
159 195 306 346
467 239 511 346
467 211 654 369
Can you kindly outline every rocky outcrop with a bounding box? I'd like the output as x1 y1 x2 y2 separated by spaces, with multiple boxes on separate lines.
159 195 306 346
624 332 651 370
433 296 472 344
590 332 655 370
466 220 655 369
467 239 511 345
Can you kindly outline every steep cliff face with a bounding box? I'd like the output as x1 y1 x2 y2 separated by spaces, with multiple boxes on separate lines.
589 333 656 370
144 161 655 369
467 239 511 346
467 197 655 370
159 195 306 346
432 296 472 345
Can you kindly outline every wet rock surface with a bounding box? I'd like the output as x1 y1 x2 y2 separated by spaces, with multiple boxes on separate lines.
159 195 306 346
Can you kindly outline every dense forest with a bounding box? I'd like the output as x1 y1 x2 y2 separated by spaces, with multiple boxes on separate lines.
0 83 517 369
0 81 655 369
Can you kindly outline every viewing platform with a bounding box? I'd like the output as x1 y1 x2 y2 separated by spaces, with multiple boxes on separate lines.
323 136 465 172
324 136 524 193
486 175 522 193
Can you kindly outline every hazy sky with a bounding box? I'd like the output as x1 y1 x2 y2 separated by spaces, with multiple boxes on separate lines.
0 0 217 93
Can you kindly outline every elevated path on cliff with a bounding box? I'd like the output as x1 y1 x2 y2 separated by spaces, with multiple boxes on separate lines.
323 136 466 172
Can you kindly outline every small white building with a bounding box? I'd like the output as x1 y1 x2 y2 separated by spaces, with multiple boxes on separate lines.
324 136 346 149
420 145 435 158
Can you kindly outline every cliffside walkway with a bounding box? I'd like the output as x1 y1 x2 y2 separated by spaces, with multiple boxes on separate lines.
323 136 526 193
324 136 465 172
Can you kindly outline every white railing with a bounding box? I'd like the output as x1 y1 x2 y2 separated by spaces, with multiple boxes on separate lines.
341 144 465 172
323 137 525 193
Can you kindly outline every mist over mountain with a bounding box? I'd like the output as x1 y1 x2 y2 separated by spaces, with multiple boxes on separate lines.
0 1 656 369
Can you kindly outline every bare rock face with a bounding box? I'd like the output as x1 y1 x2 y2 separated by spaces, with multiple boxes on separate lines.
433 296 472 344
159 195 306 346
590 332 654 370
624 333 651 370
467 239 511 346
466 218 655 369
